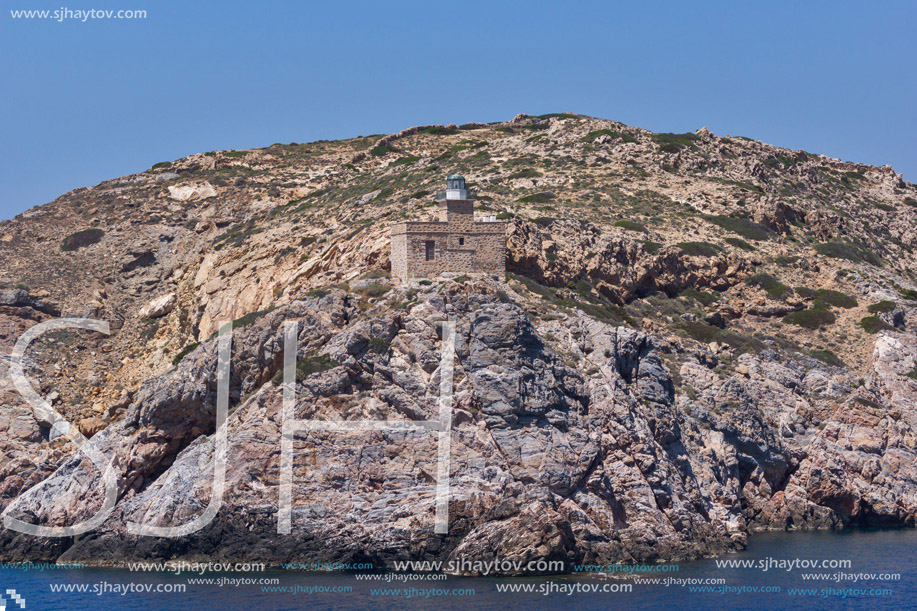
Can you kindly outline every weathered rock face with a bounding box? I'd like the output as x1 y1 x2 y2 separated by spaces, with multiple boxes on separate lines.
506 220 754 302
1 281 913 572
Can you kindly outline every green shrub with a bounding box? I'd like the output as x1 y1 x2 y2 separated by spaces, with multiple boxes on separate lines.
746 273 792 300
815 241 881 266
904 197 917 207
508 168 542 179
854 396 883 410
532 216 555 227
172 342 201 367
614 219 647 232
783 308 836 329
681 288 719 306
496 212 514 220
813 289 857 309
537 113 577 120
360 269 391 280
775 255 800 267
393 155 421 165
370 144 397 156
905 364 917 380
422 126 459 135
519 192 556 204
795 286 817 299
859 316 893 334
585 129 637 143
725 237 755 251
215 221 263 250
867 300 897 314
809 349 844 367
368 337 390 354
233 307 274 328
61 228 104 251
150 161 172 170
680 321 765 355
704 215 772 241
652 132 699 153
642 241 663 254
272 354 339 383
354 283 391 298
677 241 721 257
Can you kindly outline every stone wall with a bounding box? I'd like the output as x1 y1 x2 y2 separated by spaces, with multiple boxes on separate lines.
390 205 505 281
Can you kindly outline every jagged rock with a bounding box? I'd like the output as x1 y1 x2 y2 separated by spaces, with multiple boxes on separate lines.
167 182 216 202
0 289 60 316
138 293 175 319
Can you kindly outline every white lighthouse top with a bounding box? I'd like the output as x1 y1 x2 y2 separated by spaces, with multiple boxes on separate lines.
445 174 468 200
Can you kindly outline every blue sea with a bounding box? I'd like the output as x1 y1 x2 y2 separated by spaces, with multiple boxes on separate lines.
1 528 915 610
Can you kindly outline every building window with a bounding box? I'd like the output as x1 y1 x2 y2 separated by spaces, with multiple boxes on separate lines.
425 240 435 261
458 237 465 246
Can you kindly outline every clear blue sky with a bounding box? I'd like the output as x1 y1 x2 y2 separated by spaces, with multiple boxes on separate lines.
2 0 915 220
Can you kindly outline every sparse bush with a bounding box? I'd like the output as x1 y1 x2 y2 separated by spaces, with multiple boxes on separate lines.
813 289 857 309
369 337 390 354
704 215 772 241
393 155 421 165
681 288 719 307
584 129 637 143
783 308 836 329
614 219 647 232
172 342 201 367
815 241 881 266
233 307 274 328
725 237 756 251
652 132 699 153
508 168 542 179
809 349 844 367
272 354 339 384
422 126 459 135
519 192 556 204
859 315 893 334
353 283 391 298
677 241 721 257
746 273 792 300
370 144 398 156
532 216 555 227
61 228 104 251
642 240 663 254
680 321 764 355
867 300 897 314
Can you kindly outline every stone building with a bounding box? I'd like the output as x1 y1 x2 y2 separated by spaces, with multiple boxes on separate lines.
390 174 506 282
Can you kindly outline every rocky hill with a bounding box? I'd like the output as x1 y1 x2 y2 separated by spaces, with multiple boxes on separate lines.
0 113 915 571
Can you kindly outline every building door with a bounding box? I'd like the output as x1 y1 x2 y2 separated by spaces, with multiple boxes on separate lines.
425 240 435 261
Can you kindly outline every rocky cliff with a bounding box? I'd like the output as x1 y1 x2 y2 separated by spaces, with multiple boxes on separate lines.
0 113 915 572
